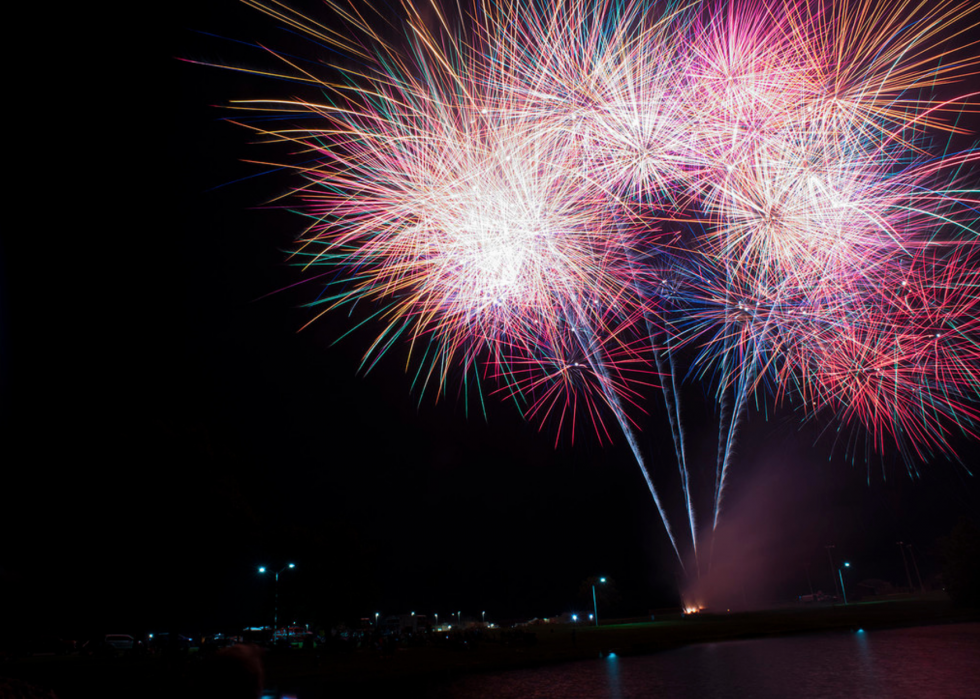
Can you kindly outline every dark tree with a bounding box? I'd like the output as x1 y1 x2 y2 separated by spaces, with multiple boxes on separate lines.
939 518 980 607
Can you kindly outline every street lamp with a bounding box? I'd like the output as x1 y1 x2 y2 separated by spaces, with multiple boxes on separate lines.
482 611 486 623
838 562 850 605
375 612 380 628
258 563 295 630
906 544 925 593
593 577 606 627
896 542 914 592
825 545 840 599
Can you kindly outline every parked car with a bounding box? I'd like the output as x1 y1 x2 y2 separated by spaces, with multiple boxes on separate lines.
104 634 135 651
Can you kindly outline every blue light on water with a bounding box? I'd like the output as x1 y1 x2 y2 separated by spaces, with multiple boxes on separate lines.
604 650 622 698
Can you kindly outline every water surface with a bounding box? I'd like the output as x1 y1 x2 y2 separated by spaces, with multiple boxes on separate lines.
424 623 980 698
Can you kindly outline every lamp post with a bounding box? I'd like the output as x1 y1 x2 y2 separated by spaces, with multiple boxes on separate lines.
375 612 380 628
482 611 486 623
258 563 295 630
838 562 850 605
592 577 606 627
825 545 840 599
906 544 925 593
896 542 914 592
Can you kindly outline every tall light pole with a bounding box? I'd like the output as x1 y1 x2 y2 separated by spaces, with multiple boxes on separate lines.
258 563 295 630
906 544 925 593
896 542 914 592
593 577 606 627
838 562 850 605
825 546 840 599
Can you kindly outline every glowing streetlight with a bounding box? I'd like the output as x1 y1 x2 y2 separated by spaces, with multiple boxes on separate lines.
258 563 295 630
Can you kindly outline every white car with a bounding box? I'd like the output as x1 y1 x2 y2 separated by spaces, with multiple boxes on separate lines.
104 634 135 651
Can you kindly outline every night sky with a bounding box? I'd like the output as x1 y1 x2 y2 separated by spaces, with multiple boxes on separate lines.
2 0 978 639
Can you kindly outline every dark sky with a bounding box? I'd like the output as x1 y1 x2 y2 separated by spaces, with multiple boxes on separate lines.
1 0 978 638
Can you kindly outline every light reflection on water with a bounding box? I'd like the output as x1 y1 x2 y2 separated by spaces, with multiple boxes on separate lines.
424 623 980 699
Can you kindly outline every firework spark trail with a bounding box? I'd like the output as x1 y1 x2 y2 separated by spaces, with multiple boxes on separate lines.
713 352 755 531
652 325 697 567
634 265 699 569
601 370 688 571
566 296 688 569
702 292 761 544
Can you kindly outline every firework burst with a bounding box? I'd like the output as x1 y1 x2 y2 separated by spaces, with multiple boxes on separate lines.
203 0 980 576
